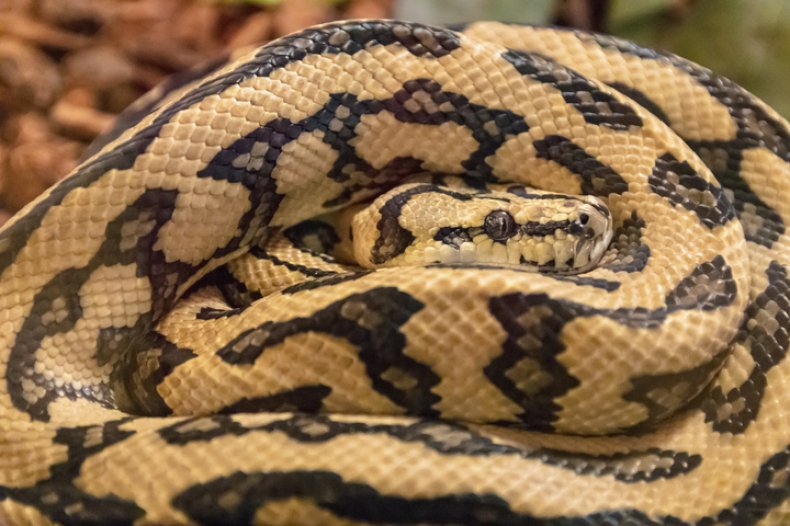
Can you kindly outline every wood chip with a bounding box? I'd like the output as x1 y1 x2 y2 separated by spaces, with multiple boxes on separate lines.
50 89 115 139
2 113 81 211
37 0 111 35
0 208 12 226
225 11 273 50
0 0 395 220
172 3 223 53
273 0 331 37
0 12 93 50
63 46 136 89
0 37 62 108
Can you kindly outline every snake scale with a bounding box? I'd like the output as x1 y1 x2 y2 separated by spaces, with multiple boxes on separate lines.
1 18 789 525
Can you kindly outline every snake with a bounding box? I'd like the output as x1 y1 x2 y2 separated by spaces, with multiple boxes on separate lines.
0 18 789 525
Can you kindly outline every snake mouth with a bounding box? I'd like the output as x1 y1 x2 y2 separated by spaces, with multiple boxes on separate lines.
428 200 614 273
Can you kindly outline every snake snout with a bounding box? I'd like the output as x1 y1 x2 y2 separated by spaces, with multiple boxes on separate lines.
572 201 614 272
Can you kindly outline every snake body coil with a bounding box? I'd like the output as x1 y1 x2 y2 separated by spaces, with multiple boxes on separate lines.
0 20 789 525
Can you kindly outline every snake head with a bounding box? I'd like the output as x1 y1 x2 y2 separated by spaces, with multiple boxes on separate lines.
348 183 614 273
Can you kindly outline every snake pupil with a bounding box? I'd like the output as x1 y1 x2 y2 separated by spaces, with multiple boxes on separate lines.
484 210 517 241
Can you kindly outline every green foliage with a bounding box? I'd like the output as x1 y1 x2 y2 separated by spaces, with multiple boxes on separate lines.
394 0 553 25
610 0 790 118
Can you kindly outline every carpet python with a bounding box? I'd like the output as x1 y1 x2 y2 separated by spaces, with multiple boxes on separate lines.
0 19 789 525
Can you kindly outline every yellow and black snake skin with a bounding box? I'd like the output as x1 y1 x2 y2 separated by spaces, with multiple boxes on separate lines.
1 19 789 525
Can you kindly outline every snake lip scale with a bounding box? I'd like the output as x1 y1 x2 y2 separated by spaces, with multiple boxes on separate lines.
0 18 789 526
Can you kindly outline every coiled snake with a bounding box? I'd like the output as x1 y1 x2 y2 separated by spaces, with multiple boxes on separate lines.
1 19 789 525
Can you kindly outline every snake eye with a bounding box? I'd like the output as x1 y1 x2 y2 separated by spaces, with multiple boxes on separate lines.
484 210 517 241
579 213 590 225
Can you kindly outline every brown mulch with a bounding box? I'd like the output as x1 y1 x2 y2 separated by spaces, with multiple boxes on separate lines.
0 0 394 224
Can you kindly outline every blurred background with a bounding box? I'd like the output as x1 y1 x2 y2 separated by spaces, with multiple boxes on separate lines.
0 0 787 223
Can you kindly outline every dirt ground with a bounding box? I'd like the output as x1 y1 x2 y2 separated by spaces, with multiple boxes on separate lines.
0 0 394 224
